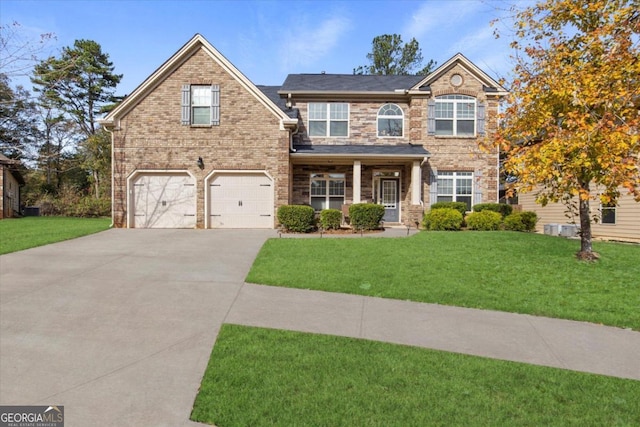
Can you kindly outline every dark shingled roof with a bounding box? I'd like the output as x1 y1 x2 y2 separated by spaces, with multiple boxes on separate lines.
280 74 425 92
292 144 430 157
256 85 298 118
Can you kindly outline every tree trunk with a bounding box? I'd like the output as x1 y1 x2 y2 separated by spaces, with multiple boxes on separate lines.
577 181 599 261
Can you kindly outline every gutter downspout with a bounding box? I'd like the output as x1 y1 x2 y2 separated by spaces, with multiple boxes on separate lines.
289 124 299 153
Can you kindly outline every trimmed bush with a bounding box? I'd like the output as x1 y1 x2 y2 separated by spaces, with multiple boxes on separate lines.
430 201 468 217
504 211 538 232
473 203 513 218
319 209 342 230
422 208 463 231
277 205 315 232
349 203 385 230
466 210 502 231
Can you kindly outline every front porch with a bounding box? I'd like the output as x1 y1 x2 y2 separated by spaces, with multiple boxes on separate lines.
289 144 429 226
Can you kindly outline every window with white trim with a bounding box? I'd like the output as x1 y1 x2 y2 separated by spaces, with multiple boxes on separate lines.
436 171 473 211
308 103 348 137
310 173 345 211
377 104 404 137
435 95 476 136
601 203 616 224
191 85 211 125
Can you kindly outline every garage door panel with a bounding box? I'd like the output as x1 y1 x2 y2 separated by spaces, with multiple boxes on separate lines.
208 173 273 228
132 174 196 228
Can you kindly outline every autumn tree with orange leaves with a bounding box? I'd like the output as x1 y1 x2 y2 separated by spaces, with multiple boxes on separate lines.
492 0 640 260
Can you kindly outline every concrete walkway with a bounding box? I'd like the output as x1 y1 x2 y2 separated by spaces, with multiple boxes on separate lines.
1 229 638 427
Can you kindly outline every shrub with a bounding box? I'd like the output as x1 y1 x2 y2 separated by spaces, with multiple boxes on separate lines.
466 210 502 231
422 208 463 231
430 201 468 217
319 209 342 230
71 197 111 217
277 205 315 232
473 202 513 218
349 203 385 230
504 211 538 232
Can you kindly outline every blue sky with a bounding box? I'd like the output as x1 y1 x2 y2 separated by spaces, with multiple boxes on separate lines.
1 0 522 96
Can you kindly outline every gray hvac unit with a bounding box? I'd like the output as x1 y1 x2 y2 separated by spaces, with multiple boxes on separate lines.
560 224 579 238
544 224 559 236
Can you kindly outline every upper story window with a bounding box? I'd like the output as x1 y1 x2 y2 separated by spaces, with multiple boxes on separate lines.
308 103 348 137
377 104 404 137
181 84 220 126
434 95 476 136
191 86 212 125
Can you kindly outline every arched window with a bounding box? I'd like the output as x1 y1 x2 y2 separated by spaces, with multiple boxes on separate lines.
434 95 476 136
377 104 404 137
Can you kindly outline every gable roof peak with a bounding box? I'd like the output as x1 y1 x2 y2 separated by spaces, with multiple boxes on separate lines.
101 34 296 127
411 52 508 95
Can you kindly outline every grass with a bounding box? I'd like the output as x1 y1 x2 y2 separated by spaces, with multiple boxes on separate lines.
191 324 640 427
246 232 640 330
0 216 111 254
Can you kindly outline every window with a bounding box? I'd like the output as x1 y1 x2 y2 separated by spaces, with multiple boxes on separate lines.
308 103 348 137
191 86 211 125
181 84 220 126
601 203 616 224
310 173 345 210
436 171 473 211
435 95 476 136
377 104 404 137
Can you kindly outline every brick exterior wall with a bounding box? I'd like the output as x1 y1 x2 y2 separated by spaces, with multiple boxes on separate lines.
110 48 290 228
289 62 500 226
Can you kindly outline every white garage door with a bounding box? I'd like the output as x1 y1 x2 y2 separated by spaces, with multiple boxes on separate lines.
209 173 273 228
132 173 196 228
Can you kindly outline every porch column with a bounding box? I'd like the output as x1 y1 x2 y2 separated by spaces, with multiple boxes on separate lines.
353 160 361 204
411 160 421 205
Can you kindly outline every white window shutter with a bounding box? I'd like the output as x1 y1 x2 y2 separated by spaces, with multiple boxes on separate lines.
211 85 220 126
429 168 438 205
477 103 486 136
427 99 436 136
181 85 191 125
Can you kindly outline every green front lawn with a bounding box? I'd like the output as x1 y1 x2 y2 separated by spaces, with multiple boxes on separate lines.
192 325 640 427
0 216 111 255
247 232 640 330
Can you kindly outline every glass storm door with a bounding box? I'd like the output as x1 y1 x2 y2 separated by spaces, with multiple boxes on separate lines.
380 179 399 222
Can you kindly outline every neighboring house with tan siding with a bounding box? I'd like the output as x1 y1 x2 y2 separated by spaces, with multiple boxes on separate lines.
0 153 25 219
519 191 640 243
100 34 507 229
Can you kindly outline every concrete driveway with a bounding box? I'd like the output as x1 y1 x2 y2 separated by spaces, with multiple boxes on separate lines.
2 229 639 426
0 229 274 426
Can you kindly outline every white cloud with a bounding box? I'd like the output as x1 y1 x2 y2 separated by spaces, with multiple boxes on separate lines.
404 0 486 41
449 25 495 55
280 15 351 70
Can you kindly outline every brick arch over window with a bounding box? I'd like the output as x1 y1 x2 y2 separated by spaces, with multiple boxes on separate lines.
431 88 479 98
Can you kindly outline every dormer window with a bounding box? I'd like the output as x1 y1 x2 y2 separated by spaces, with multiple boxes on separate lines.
377 104 404 137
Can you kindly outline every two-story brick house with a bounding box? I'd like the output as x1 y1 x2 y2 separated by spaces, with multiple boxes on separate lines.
101 34 507 228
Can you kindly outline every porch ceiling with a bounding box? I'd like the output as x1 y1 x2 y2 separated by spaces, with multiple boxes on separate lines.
290 144 430 165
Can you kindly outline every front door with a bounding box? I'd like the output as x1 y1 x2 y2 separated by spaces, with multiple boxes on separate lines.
380 179 399 222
